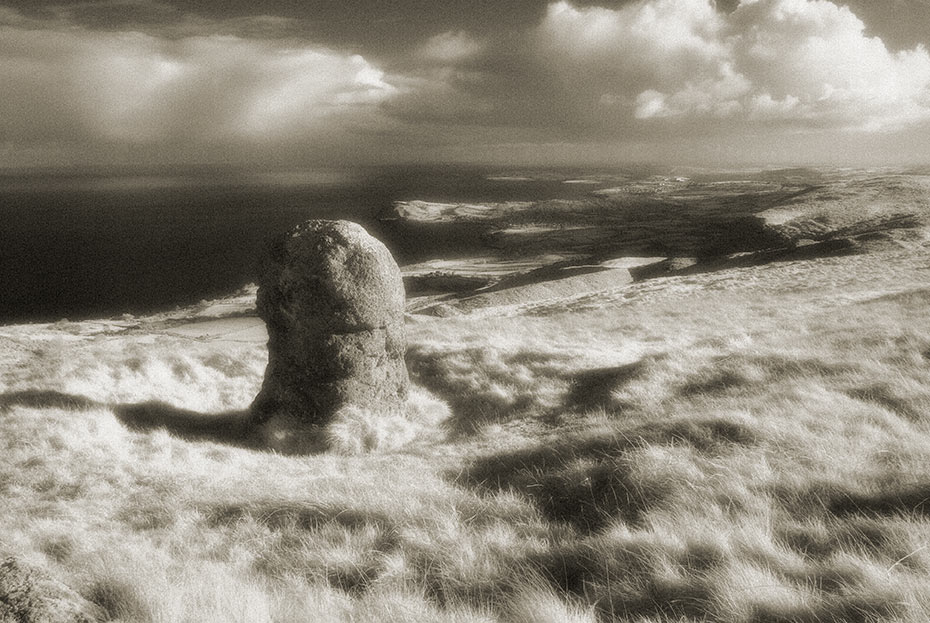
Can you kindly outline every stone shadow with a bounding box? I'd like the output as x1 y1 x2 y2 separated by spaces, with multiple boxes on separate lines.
0 390 261 450
0 389 100 411
113 402 259 449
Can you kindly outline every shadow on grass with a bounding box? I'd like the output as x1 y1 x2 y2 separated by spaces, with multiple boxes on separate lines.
844 384 923 422
529 515 901 622
827 484 930 518
528 538 724 621
113 402 260 449
406 346 572 437
461 416 758 533
676 353 859 400
749 597 903 623
564 361 650 412
0 389 261 450
778 516 903 562
770 466 930 522
678 369 752 397
0 389 101 411
206 500 399 594
207 500 397 533
408 350 666 436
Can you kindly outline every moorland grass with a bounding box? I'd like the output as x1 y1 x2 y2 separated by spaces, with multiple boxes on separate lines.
2 245 930 621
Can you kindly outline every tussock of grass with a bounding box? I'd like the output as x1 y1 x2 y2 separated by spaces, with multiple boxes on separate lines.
406 342 576 434
3 244 930 620
325 387 452 455
504 581 597 623
258 386 452 454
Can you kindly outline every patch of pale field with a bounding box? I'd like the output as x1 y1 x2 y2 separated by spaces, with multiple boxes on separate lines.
2 244 930 621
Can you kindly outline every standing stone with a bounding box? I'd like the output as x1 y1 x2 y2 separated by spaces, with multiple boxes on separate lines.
0 557 99 623
251 220 408 442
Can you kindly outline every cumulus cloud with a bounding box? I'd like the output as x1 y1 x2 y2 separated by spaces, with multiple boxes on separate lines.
376 0 930 149
532 0 930 131
415 30 484 64
0 13 397 159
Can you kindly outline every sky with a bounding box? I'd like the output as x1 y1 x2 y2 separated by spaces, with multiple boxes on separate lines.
3 0 930 169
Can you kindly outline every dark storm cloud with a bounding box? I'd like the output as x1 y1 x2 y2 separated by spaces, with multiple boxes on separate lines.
843 0 930 50
14 0 930 51
3 0 678 54
3 0 547 54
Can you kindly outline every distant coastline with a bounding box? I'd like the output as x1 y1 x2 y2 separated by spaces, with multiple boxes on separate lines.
0 165 608 323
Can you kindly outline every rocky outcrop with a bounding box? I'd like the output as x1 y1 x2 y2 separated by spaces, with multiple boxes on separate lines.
251 220 408 449
0 557 98 623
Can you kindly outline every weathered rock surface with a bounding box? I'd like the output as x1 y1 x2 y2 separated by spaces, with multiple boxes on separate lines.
251 220 408 434
0 557 98 623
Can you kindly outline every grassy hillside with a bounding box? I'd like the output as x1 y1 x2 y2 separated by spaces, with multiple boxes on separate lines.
3 172 930 621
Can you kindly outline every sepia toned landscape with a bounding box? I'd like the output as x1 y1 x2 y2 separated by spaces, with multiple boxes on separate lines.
6 0 930 620
3 166 930 621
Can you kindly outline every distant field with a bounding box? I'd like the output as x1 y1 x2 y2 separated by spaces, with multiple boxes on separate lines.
2 169 930 621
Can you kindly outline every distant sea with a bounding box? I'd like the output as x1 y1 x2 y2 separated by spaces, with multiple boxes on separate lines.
0 165 618 323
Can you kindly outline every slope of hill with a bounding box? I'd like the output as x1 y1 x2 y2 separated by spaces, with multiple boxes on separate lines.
2 171 930 622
